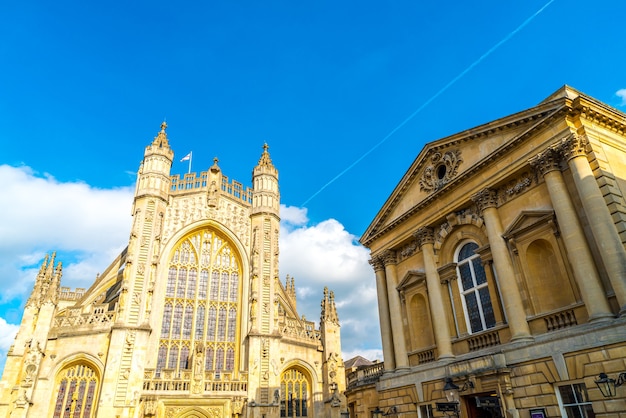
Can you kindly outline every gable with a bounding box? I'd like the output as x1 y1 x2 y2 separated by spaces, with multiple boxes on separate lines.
361 89 573 248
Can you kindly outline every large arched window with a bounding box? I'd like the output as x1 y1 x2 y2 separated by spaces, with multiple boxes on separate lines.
52 363 99 418
280 368 310 417
456 242 496 333
157 228 242 374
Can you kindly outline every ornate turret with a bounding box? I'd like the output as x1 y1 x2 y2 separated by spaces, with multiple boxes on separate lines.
134 122 174 203
251 143 279 215
320 287 346 417
25 253 62 308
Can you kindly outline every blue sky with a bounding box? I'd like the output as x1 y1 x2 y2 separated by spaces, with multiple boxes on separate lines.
1 0 625 371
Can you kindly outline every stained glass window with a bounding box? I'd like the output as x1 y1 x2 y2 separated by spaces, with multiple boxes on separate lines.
52 364 99 418
281 368 309 417
158 228 242 375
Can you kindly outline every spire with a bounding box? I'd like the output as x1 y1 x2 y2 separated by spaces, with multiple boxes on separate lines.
257 143 274 168
321 287 339 325
25 254 50 307
151 121 170 148
26 253 62 307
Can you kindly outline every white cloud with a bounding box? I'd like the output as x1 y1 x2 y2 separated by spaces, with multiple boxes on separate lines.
0 317 20 373
281 205 309 227
617 89 626 106
0 318 19 352
0 165 133 303
279 208 381 358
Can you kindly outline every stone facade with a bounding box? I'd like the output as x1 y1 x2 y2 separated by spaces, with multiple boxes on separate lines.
350 86 626 418
0 123 346 418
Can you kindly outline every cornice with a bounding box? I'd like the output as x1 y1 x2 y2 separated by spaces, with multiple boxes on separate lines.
570 97 626 135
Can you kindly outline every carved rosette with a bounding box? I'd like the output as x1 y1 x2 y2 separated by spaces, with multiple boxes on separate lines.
381 249 397 266
368 256 385 272
558 134 589 161
471 188 498 212
529 147 562 177
419 149 463 192
413 227 435 249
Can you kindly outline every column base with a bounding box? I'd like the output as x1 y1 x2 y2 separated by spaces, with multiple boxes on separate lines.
589 312 616 323
510 333 534 343
437 353 455 361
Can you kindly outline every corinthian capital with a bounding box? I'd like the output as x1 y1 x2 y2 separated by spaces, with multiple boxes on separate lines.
381 249 397 266
368 256 385 272
529 147 562 177
471 188 498 212
413 227 435 249
558 134 589 161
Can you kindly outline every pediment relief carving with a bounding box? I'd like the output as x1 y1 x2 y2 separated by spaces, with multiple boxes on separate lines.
419 149 463 192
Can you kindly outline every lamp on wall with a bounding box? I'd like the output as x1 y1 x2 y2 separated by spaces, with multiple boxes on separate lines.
595 372 626 398
443 377 475 403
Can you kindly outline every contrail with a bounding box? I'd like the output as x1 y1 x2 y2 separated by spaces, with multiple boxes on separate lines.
301 0 556 207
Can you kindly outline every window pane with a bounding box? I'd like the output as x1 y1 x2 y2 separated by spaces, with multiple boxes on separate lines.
472 258 487 285
195 306 205 339
168 346 179 369
573 383 589 402
187 269 197 298
464 292 483 332
459 243 478 261
182 305 193 340
176 268 187 298
479 288 496 328
564 406 583 418
166 268 177 297
459 263 473 290
161 304 172 338
230 272 239 302
559 385 576 404
198 270 208 299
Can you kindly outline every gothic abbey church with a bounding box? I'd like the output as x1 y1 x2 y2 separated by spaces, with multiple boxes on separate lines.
0 124 346 418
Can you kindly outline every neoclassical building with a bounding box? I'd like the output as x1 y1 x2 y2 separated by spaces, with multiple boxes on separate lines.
353 86 626 417
0 124 346 418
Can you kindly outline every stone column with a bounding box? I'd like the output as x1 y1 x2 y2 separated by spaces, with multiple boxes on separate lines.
558 134 626 315
382 250 409 369
529 147 613 322
369 256 396 371
472 189 533 342
414 227 454 360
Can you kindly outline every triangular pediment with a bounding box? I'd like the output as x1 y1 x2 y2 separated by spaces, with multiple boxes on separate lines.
502 210 555 240
360 86 589 247
397 270 425 291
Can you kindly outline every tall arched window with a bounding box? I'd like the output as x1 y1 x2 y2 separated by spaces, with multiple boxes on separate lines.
158 228 242 374
280 368 310 417
52 363 99 418
456 242 496 333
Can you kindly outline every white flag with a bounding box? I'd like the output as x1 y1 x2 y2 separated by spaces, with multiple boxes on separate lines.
180 152 191 162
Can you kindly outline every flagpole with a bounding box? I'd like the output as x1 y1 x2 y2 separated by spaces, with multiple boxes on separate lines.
188 151 192 174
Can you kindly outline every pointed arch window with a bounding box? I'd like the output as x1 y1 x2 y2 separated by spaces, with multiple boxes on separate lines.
52 363 99 418
281 368 310 417
157 228 242 374
456 241 496 333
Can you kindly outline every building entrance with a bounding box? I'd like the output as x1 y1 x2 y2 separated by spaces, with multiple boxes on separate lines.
463 393 503 418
